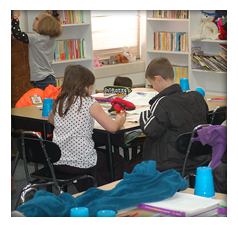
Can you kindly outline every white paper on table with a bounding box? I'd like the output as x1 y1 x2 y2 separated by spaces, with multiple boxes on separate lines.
126 107 149 115
124 91 149 106
123 91 158 106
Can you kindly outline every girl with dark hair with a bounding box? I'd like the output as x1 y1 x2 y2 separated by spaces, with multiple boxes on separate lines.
48 65 130 192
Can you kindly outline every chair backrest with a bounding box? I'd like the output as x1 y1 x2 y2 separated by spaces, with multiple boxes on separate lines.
207 105 227 125
176 124 212 178
17 131 61 164
176 133 212 157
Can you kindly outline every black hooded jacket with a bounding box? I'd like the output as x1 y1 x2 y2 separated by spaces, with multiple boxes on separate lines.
140 84 210 172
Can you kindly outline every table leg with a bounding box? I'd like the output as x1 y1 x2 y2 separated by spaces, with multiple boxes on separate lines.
105 133 115 182
42 123 47 140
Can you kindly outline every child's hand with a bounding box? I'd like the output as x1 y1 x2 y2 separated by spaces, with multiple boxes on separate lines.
13 10 20 18
115 113 126 126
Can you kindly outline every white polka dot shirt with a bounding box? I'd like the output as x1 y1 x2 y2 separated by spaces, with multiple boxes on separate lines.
53 96 97 168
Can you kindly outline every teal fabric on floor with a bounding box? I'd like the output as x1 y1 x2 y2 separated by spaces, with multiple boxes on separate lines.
17 160 188 217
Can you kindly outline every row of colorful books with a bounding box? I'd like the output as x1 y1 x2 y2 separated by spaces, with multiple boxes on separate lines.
219 44 227 61
53 39 86 61
152 10 189 19
154 32 189 52
58 10 84 25
191 53 227 72
173 66 188 84
56 78 64 87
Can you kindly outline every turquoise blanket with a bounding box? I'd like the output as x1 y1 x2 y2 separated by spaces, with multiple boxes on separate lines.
17 160 188 217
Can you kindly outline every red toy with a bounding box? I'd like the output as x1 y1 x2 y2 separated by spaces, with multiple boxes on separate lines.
108 97 135 113
218 22 227 40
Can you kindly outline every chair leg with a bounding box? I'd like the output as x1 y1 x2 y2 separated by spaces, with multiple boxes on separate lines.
11 151 20 177
14 185 37 210
92 177 97 187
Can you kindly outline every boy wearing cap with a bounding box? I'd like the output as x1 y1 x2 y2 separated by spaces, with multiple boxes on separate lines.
140 57 210 173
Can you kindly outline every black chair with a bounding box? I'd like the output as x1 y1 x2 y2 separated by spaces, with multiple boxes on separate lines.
15 131 97 209
175 124 213 187
207 105 227 125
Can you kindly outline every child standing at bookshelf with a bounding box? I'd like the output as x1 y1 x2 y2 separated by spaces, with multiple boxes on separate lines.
48 64 130 192
12 10 62 90
139 57 210 174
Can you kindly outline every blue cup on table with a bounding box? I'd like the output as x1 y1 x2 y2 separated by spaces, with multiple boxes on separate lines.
97 210 116 217
70 207 89 217
42 98 53 117
180 78 190 91
194 166 215 198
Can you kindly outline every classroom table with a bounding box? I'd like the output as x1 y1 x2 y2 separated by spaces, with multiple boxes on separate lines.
132 87 227 111
11 89 226 182
72 179 227 217
11 104 141 182
11 104 53 140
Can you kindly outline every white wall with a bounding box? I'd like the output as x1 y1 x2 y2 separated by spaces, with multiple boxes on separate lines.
17 10 29 32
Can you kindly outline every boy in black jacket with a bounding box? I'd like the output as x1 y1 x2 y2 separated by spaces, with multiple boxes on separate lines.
140 57 210 173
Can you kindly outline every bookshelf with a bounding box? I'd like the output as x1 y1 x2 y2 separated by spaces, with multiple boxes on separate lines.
26 10 94 80
146 10 190 87
145 10 227 96
189 11 227 96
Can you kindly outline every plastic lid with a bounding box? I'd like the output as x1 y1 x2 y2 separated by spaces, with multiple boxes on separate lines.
195 87 206 97
70 207 89 217
97 210 116 217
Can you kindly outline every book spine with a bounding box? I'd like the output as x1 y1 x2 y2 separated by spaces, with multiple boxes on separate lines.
80 10 84 23
137 204 186 217
83 39 86 58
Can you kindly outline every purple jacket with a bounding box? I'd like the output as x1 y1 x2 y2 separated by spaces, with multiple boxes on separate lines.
193 125 227 170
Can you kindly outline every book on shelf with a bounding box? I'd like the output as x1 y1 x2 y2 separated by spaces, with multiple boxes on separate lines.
152 10 189 19
56 78 64 87
58 10 84 24
54 39 86 61
219 44 227 52
154 31 188 52
191 49 227 72
137 192 220 217
191 47 204 70
172 65 188 84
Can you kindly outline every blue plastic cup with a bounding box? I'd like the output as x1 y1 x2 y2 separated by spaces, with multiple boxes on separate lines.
180 78 190 91
194 166 215 198
97 210 116 217
42 98 53 117
195 87 206 97
70 207 89 217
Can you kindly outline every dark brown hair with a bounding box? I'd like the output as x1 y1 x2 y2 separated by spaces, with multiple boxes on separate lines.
145 57 174 81
53 65 95 117
113 76 133 88
37 11 62 38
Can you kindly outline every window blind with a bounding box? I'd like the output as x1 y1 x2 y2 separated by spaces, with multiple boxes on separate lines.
91 10 140 61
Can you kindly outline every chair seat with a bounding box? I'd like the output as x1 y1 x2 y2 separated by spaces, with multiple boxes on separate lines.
31 166 92 183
